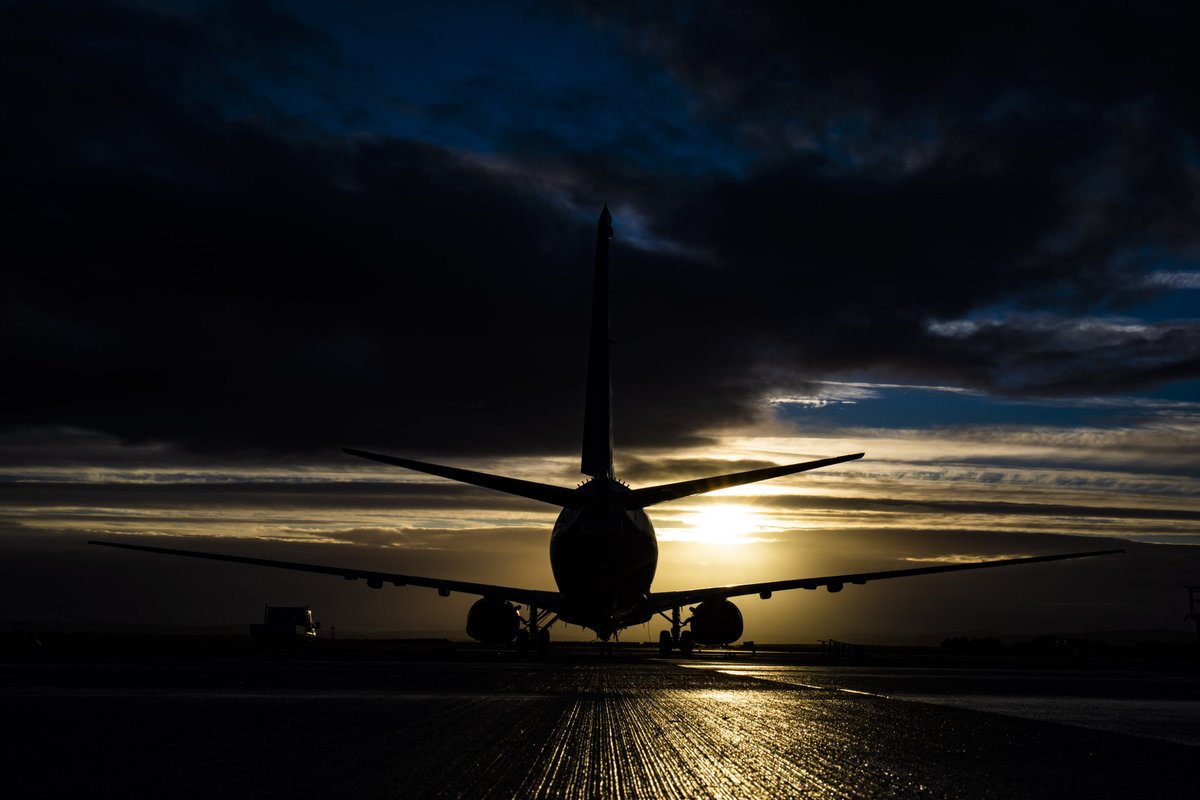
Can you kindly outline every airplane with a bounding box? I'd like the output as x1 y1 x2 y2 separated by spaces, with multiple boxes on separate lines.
92 207 1123 655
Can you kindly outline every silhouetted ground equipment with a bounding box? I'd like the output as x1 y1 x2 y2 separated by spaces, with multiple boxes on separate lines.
821 639 866 661
249 605 320 646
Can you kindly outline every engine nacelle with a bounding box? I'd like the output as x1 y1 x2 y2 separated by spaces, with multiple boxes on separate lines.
690 599 744 645
465 598 520 643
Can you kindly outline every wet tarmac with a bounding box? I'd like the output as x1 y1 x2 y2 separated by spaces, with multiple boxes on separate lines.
3 649 1196 798
689 662 1200 747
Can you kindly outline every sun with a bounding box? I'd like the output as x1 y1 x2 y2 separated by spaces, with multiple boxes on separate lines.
678 503 767 546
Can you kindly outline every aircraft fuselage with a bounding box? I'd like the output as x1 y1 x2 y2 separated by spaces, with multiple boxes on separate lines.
549 479 657 638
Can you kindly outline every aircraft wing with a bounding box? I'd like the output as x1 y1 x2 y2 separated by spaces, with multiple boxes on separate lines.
89 540 562 611
645 548 1124 612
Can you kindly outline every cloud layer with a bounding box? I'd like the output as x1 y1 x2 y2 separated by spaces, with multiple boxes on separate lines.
3 1 1199 459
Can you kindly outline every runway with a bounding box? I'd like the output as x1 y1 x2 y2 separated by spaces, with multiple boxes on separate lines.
4 648 1195 798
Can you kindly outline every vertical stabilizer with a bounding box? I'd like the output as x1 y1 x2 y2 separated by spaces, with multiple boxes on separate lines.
581 207 614 478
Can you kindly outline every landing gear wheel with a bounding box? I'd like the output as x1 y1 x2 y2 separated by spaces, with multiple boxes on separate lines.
515 629 530 654
679 631 694 658
658 630 672 657
534 628 550 654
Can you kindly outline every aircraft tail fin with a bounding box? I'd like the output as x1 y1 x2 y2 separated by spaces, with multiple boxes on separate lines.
580 206 614 479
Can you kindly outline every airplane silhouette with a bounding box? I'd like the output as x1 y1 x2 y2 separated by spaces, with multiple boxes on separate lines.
92 207 1122 655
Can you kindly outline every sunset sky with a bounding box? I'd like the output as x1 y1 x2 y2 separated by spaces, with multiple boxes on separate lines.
3 1 1199 641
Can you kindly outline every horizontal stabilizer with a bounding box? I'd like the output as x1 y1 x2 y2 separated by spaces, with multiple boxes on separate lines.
343 448 578 507
625 452 865 508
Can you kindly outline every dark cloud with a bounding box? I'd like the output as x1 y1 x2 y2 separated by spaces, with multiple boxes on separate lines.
2 0 1199 466
0 479 559 514
0 1 759 457
1 4 591 455
579 1 1200 140
924 317 1200 396
574 2 1200 370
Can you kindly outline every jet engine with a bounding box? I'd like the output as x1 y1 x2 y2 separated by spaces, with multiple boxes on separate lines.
465 598 520 643
689 599 744 645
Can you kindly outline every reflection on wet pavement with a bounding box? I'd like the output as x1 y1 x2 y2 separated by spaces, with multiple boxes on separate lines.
4 658 1195 798
687 662 1200 747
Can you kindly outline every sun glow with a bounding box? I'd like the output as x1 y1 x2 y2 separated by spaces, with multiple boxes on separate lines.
672 503 773 546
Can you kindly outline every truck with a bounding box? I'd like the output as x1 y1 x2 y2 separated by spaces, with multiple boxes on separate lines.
249 605 320 645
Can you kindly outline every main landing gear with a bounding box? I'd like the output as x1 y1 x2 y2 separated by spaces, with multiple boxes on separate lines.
516 606 556 654
656 606 694 657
